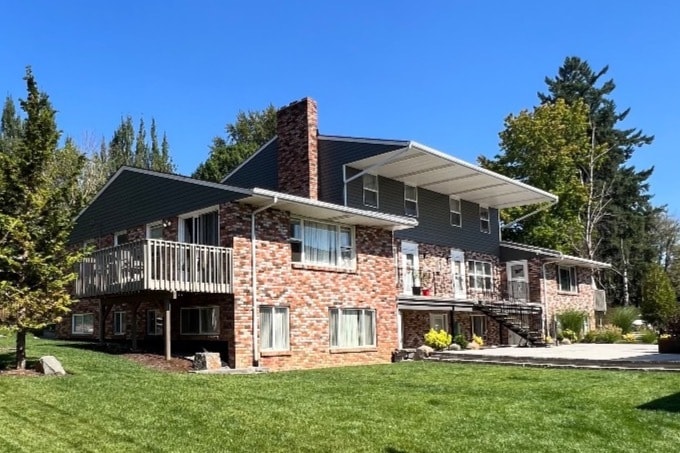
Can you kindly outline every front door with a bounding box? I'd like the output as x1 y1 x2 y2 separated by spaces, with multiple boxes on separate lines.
451 249 466 299
401 241 420 295
506 260 528 302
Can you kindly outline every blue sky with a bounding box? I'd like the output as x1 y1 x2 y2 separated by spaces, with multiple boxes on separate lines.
2 1 678 213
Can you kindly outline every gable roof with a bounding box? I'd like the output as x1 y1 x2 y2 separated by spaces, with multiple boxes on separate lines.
72 166 417 243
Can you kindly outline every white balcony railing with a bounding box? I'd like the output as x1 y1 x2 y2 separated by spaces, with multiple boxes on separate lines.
74 239 233 297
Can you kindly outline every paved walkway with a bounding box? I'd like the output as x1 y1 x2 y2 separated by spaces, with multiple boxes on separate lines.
445 343 680 363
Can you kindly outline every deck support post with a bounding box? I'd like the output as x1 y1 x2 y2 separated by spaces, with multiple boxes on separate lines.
98 300 112 343
164 298 172 361
131 301 140 350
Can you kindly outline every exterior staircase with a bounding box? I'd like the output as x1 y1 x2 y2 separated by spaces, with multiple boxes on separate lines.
475 302 546 347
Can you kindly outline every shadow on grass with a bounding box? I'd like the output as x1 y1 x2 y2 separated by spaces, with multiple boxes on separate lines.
0 350 38 370
638 392 680 413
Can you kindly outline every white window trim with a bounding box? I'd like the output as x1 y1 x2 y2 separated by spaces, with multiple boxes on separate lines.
450 196 462 227
558 265 578 293
180 306 219 336
72 313 94 335
178 205 220 245
468 260 493 291
113 311 126 335
114 230 128 246
471 315 487 337
329 308 376 349
289 217 356 269
362 174 379 208
429 313 449 332
147 309 163 336
404 184 418 217
146 221 164 239
480 206 490 234
260 306 290 352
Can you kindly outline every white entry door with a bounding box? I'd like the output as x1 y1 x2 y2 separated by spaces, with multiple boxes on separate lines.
451 249 466 299
506 260 528 302
401 241 420 295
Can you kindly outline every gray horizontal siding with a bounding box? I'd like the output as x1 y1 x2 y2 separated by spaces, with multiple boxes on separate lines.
346 167 500 254
317 139 405 205
500 246 539 262
71 171 247 243
222 139 278 190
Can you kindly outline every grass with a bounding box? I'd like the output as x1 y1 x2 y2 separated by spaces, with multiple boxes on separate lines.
1 336 680 452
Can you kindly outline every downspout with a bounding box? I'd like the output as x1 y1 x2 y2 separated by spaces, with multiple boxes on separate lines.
251 197 278 367
541 256 564 340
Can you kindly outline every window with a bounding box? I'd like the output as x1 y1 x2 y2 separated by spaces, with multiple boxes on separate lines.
430 313 448 332
180 208 219 246
180 307 219 335
260 306 290 351
330 308 376 348
472 315 487 337
480 207 490 234
404 184 418 217
362 174 378 208
114 230 129 246
289 218 354 269
450 197 462 227
72 313 94 335
147 222 164 240
558 266 578 293
147 309 163 336
468 260 493 291
113 311 126 335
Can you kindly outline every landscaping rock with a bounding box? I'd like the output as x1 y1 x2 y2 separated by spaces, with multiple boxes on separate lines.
37 356 66 376
448 343 462 351
415 345 434 360
467 342 480 350
193 352 222 370
561 339 572 345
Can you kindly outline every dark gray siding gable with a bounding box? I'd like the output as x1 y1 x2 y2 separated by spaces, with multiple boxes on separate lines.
345 167 500 254
71 170 248 243
222 139 278 190
317 138 405 205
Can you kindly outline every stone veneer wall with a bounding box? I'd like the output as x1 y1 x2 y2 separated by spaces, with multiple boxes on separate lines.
400 309 507 348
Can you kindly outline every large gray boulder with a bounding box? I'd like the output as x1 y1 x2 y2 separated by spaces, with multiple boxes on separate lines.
414 345 434 360
37 356 66 376
193 352 222 371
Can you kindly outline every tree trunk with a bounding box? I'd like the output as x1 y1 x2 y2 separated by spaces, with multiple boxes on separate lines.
16 329 27 370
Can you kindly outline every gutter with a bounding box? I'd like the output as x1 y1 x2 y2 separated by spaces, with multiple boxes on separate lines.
251 197 278 366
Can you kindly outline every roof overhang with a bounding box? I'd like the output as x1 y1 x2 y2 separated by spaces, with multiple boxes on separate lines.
344 141 558 209
239 188 418 231
501 241 611 269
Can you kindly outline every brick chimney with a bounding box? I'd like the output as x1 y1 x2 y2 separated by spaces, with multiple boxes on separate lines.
276 97 318 199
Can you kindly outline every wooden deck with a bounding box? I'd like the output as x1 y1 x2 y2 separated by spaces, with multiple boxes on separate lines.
74 239 234 297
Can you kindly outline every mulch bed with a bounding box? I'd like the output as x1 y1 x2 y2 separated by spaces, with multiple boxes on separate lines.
123 353 193 373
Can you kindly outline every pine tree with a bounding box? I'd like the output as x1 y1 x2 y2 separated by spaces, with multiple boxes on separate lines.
0 68 85 369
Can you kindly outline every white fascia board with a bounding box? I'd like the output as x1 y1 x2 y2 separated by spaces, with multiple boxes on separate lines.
318 135 410 147
500 241 611 269
409 141 559 205
250 187 418 228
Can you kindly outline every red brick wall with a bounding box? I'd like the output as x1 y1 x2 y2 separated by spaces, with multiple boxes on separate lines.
544 264 596 331
276 97 319 199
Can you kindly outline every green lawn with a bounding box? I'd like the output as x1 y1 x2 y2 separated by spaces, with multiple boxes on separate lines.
1 336 680 452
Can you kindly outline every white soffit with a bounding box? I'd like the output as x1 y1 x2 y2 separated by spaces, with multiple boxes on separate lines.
346 142 557 209
239 188 418 231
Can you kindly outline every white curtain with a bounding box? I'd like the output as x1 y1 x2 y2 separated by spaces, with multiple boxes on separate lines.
261 308 272 349
200 307 218 334
273 308 289 349
304 221 336 266
331 309 375 347
341 310 361 348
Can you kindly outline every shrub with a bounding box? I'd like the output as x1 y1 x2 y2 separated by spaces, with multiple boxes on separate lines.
453 334 467 350
472 334 484 347
639 328 658 344
424 329 452 350
582 330 597 343
640 264 678 328
607 306 639 334
557 309 588 337
561 329 578 342
594 325 623 343
622 333 637 343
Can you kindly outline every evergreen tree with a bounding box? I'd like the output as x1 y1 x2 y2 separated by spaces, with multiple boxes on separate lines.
538 57 656 306
193 104 276 182
0 68 85 369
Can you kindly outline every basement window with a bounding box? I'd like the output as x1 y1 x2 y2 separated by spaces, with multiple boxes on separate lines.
260 306 290 351
147 310 163 336
113 311 126 335
72 313 94 335
180 307 219 335
329 308 376 348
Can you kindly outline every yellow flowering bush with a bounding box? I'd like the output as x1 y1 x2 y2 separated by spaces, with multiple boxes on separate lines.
622 333 637 343
424 329 452 350
472 334 484 346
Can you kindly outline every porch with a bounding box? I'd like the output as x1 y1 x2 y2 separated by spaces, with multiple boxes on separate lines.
73 239 234 298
